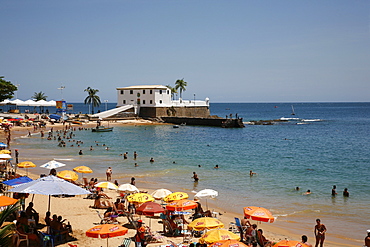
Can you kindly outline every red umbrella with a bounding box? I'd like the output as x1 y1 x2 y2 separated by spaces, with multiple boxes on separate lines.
136 201 164 216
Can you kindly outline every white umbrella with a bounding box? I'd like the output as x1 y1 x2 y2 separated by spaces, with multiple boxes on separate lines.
117 183 139 193
40 160 67 169
9 99 25 105
0 154 12 159
19 99 38 106
151 188 172 200
8 175 91 211
194 189 219 210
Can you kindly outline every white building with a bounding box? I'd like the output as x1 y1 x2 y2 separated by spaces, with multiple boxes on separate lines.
116 85 210 118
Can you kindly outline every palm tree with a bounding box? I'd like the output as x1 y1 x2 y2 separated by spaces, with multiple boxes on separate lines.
84 87 101 114
166 85 178 100
175 78 187 101
32 91 47 101
32 91 48 113
0 202 20 246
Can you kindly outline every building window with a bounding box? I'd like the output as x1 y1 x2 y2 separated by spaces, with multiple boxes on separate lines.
137 93 140 97
123 100 126 104
143 90 146 94
159 100 162 104
167 90 169 94
137 99 140 105
120 90 124 94
130 90 133 94
150 90 153 94
143 100 146 104
160 90 162 94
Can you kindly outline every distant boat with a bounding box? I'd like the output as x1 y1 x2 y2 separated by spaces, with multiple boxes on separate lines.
173 125 179 128
291 105 296 115
92 126 113 132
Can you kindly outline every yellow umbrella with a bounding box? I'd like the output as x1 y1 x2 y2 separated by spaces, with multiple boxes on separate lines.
17 161 36 168
95 181 118 190
127 193 155 204
57 170 79 181
73 166 93 173
188 217 224 231
0 150 11 154
199 229 240 244
163 192 189 202
17 161 36 176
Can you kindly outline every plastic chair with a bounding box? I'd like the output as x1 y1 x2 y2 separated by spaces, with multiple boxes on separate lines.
39 231 55 247
15 230 29 247
120 237 132 247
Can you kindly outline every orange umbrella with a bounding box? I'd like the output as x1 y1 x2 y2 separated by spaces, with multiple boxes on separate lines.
166 199 198 211
163 192 189 202
273 240 309 247
243 206 275 223
86 224 128 247
210 239 248 247
0 195 18 207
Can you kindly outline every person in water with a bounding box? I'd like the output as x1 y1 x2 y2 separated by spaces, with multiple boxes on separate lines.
314 218 326 247
192 172 199 182
343 188 349 197
331 185 337 196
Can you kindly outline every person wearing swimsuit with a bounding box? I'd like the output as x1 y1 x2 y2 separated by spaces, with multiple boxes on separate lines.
314 219 326 247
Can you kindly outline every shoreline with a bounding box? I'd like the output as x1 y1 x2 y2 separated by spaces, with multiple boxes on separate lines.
2 121 361 246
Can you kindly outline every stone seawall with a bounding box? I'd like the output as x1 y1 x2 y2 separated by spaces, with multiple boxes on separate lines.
139 106 210 118
161 117 245 128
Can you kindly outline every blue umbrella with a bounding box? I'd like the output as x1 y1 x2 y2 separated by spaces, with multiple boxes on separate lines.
49 114 61 120
8 175 91 211
0 142 7 148
2 176 33 186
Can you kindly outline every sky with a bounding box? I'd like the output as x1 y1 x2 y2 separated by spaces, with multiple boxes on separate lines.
1 0 369 103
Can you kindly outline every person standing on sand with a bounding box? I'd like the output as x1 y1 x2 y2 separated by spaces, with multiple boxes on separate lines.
106 167 112 181
192 172 199 182
314 218 326 247
365 231 370 247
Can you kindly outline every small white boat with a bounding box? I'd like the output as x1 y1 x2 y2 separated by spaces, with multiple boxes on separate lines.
92 126 113 132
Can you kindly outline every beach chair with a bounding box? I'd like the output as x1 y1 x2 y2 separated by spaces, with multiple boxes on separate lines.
235 217 247 241
125 213 139 229
96 210 112 224
38 231 55 247
120 237 132 247
145 226 165 243
15 230 29 247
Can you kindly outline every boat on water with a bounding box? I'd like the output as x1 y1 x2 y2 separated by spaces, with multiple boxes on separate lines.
92 126 113 132
291 105 296 115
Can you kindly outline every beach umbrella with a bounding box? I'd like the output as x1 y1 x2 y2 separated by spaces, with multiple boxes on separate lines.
151 188 172 200
136 201 165 227
164 192 189 202
136 201 164 216
210 239 249 247
194 189 218 210
243 206 275 223
0 154 11 159
17 161 36 176
127 193 155 204
0 195 18 207
40 160 66 169
57 170 79 181
188 217 224 231
0 142 7 148
117 183 139 193
73 166 93 174
273 240 309 247
199 229 240 244
166 199 198 211
0 150 11 154
95 181 118 190
2 176 32 187
86 224 128 247
8 175 91 211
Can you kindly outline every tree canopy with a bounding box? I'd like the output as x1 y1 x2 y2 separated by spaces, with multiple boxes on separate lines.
0 76 17 102
166 85 178 100
175 78 187 100
84 87 101 114
32 91 48 101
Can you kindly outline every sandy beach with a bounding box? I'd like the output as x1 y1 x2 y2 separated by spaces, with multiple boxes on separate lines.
1 120 360 247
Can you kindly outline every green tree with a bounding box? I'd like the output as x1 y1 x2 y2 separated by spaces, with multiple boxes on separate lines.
32 91 47 101
0 202 20 246
166 85 178 100
32 91 48 113
174 78 187 101
0 76 17 102
84 87 101 114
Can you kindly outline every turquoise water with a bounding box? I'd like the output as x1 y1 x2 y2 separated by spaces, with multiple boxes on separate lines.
12 103 370 244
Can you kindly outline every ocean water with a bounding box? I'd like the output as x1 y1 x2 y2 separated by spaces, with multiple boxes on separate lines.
12 102 370 245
